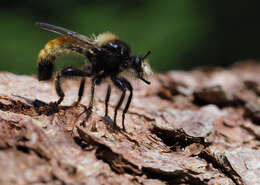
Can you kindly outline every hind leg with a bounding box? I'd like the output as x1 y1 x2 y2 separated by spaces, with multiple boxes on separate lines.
54 67 92 106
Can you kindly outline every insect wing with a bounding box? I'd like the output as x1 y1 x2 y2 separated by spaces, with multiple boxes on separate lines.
35 22 100 50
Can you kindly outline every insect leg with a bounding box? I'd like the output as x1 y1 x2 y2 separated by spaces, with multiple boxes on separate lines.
54 72 65 105
111 77 126 128
88 75 104 111
54 67 92 105
105 85 111 117
121 78 133 131
75 78 86 105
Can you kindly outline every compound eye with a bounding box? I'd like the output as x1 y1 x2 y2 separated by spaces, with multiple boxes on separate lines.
135 57 142 66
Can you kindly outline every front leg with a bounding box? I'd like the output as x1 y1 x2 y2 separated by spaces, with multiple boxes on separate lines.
120 78 133 131
111 76 127 129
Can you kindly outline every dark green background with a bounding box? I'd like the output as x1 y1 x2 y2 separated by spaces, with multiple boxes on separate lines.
0 0 260 75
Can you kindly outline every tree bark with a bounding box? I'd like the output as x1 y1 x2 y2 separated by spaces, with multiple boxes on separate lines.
0 61 259 185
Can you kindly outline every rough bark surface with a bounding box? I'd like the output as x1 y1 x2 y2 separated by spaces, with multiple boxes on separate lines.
0 61 259 185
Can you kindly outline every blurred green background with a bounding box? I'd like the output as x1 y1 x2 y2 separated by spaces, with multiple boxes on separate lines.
0 0 260 75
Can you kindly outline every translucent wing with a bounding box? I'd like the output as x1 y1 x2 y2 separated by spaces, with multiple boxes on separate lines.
35 22 100 51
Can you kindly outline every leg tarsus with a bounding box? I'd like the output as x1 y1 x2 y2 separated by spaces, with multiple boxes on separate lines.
80 105 93 127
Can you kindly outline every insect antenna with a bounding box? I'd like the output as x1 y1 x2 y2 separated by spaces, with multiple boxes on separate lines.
142 50 151 60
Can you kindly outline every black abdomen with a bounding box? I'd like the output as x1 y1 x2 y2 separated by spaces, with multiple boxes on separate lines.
38 59 54 80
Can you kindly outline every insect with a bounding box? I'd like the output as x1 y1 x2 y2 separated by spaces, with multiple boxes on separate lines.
36 22 153 131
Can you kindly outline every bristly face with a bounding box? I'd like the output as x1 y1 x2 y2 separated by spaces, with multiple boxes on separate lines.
121 51 153 84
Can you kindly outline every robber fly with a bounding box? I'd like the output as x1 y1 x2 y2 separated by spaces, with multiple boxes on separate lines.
36 22 153 131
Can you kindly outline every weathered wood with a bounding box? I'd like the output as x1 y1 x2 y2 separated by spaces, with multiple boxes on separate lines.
0 61 259 185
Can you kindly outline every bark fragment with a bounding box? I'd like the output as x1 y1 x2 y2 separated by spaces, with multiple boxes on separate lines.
0 61 259 184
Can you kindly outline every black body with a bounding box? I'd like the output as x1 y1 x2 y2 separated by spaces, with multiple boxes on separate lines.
86 40 131 77
36 22 151 131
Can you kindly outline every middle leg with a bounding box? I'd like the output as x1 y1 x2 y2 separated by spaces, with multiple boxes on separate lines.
105 85 111 117
80 74 105 123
